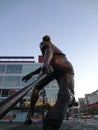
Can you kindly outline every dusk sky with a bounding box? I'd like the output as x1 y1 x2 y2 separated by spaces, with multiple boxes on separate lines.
0 0 98 100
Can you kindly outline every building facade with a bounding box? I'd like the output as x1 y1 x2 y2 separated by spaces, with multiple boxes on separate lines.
78 98 86 113
85 90 98 105
0 56 59 121
85 90 98 114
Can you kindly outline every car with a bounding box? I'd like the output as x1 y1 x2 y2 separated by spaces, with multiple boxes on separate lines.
93 115 98 119
81 115 91 119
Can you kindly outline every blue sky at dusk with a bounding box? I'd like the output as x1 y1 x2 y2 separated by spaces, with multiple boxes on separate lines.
0 0 98 100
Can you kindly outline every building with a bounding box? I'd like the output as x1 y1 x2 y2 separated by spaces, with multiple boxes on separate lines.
78 98 86 113
85 90 98 105
85 90 98 114
0 56 59 121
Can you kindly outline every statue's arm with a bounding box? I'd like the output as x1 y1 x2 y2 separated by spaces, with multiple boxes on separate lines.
43 46 53 65
22 67 41 82
42 45 54 75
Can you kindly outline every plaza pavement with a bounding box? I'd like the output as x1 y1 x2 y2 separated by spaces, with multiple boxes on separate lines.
0 119 98 130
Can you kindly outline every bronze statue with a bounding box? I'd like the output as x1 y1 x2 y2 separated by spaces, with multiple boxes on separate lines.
22 35 77 130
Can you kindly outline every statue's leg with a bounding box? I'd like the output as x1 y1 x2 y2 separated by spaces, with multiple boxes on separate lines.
44 73 74 130
24 74 54 124
44 91 70 130
24 88 40 124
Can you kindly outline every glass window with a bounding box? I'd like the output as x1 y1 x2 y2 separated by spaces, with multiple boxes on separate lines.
0 76 3 86
8 89 16 96
0 89 2 97
21 75 37 86
6 64 22 73
4 76 21 86
46 88 58 97
22 64 35 74
50 80 58 88
0 64 6 73
2 89 9 97
22 64 41 74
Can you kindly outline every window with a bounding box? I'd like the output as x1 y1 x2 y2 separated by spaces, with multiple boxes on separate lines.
2 89 9 97
49 80 58 88
21 75 37 86
4 76 21 86
0 64 6 73
6 64 22 73
22 64 41 74
0 76 3 86
0 89 2 97
8 89 16 96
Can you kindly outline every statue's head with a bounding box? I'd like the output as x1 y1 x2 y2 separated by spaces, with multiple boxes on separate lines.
43 35 51 42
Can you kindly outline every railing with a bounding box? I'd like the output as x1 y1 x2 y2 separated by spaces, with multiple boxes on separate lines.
0 74 47 119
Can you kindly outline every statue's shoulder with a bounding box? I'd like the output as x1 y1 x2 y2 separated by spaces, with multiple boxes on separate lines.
40 41 51 49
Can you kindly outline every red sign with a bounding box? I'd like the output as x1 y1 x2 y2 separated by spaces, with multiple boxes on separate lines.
38 55 43 63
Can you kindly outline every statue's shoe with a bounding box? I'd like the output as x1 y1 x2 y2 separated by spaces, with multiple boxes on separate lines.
24 118 33 125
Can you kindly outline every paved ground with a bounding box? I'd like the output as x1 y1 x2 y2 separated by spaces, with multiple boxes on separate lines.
0 122 42 130
61 120 98 130
1 119 98 130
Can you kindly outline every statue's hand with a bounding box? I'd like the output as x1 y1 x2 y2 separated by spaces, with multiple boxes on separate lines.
42 64 54 75
22 74 32 82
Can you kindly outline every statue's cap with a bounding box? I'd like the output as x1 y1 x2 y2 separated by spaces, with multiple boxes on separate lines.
42 35 51 42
